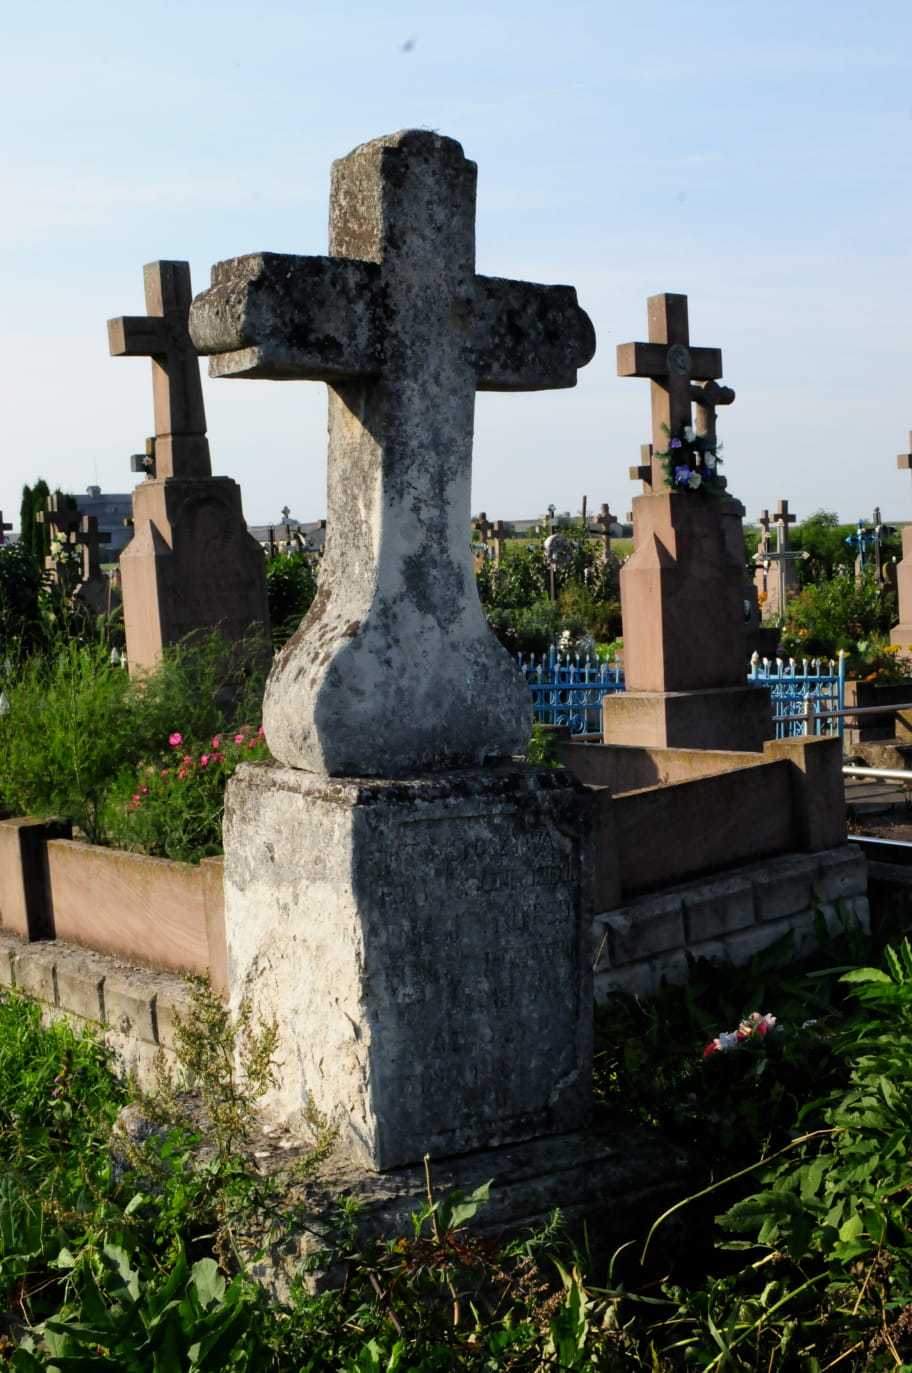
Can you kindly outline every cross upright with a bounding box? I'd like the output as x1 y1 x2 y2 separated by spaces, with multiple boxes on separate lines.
189 130 595 777
617 293 726 491
108 262 211 480
629 443 655 492
0 513 11 545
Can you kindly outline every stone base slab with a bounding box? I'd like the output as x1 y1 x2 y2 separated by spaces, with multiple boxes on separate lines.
223 762 595 1172
593 844 870 1001
601 685 774 752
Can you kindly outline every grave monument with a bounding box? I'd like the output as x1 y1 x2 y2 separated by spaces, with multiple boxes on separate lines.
108 261 269 670
892 434 912 647
190 130 597 1170
603 293 772 749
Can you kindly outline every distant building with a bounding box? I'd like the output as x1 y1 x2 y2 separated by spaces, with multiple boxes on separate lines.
76 486 133 556
248 510 327 558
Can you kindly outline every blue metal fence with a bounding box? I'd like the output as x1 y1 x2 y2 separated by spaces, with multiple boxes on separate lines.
518 651 845 739
516 653 624 735
747 653 846 739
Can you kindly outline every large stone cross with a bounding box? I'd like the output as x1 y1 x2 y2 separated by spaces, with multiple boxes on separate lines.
108 262 211 480
189 130 595 777
617 293 726 491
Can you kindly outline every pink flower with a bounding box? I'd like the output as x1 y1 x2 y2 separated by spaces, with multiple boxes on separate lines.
257 725 264 737
248 739 257 749
234 733 245 745
212 735 221 749
140 786 149 794
169 732 182 747
183 755 192 765
200 754 209 766
160 769 169 778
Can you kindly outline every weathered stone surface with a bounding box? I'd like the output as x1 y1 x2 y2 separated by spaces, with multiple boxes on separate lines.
222 761 595 1171
190 130 594 777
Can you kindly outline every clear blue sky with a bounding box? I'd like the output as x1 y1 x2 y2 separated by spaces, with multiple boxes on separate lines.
2 0 910 534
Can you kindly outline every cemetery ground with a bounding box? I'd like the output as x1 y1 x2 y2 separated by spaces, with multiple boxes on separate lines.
3 917 912 1369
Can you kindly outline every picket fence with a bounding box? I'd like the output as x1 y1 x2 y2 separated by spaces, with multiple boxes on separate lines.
517 651 845 741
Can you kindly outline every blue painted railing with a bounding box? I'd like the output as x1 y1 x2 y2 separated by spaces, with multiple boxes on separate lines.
747 653 845 739
518 651 845 739
516 653 624 735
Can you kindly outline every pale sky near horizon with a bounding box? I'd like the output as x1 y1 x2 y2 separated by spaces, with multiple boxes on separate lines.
2 0 910 536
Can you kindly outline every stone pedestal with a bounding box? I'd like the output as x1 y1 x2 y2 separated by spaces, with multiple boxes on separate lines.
121 476 269 669
890 525 912 650
602 686 773 752
609 491 774 750
223 762 594 1172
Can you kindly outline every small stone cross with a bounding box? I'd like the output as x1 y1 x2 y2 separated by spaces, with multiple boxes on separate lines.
36 494 82 541
73 515 112 582
188 130 594 776
593 503 616 559
757 509 771 555
0 513 11 545
472 511 494 551
108 262 211 480
617 294 727 491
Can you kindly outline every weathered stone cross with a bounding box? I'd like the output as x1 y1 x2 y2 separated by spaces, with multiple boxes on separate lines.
593 503 616 559
0 513 11 545
617 293 727 491
189 130 595 777
757 508 772 555
36 495 82 543
74 515 112 582
108 262 211 480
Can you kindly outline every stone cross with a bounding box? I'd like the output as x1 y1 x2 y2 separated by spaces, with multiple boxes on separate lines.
472 511 494 555
108 262 211 480
0 514 11 545
593 503 616 559
35 495 82 557
629 442 655 492
189 130 595 777
757 508 771 556
73 515 111 582
617 294 725 491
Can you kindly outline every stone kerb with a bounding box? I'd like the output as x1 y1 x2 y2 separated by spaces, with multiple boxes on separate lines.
191 130 597 1172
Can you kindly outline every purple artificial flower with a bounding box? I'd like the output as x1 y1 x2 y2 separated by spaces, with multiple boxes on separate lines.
669 438 682 450
674 465 692 485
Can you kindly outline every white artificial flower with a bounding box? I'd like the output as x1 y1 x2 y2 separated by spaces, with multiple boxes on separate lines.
688 472 702 489
683 425 695 442
703 452 716 470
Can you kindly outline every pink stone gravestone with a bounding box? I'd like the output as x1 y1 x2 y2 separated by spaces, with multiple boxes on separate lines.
108 262 269 670
891 435 912 648
604 293 772 750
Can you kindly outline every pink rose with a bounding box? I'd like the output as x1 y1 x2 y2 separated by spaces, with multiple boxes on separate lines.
169 732 182 747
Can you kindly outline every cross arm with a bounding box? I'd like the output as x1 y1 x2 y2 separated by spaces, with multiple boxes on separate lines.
108 316 168 357
473 278 595 391
616 341 723 381
188 252 383 380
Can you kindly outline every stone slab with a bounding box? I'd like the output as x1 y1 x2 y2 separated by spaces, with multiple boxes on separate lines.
223 761 595 1171
46 838 211 975
601 686 775 752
